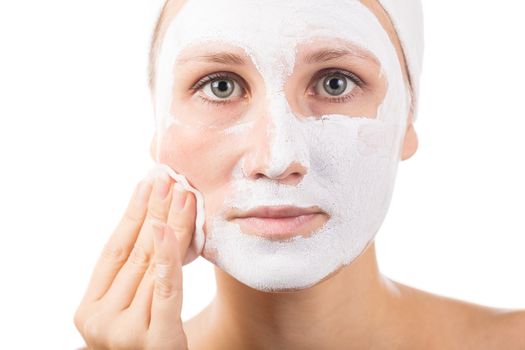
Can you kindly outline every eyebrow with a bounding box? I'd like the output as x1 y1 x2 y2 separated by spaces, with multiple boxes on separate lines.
177 52 247 65
303 48 377 64
176 48 378 66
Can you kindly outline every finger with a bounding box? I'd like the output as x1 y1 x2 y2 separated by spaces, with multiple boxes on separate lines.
167 183 196 260
128 262 155 327
129 184 193 318
134 171 174 261
148 223 184 333
81 178 153 303
102 172 173 309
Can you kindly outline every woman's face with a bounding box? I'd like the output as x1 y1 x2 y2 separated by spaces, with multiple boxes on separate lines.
152 0 411 291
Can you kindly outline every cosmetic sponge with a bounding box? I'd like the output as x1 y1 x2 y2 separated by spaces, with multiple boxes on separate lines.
147 163 206 265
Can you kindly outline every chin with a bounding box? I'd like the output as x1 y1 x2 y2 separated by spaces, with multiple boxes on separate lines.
201 200 383 292
202 230 377 293
207 255 357 293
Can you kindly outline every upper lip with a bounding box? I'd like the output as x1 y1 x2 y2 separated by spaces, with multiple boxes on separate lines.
231 205 323 219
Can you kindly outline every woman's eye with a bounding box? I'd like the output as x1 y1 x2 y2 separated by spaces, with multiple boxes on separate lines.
201 78 244 100
315 73 357 97
193 71 360 105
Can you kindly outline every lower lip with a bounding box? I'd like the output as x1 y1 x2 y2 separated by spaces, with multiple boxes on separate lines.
233 213 322 239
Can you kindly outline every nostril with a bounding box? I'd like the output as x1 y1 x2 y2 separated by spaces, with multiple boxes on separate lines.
253 173 266 180
280 173 304 186
273 169 306 186
252 169 305 186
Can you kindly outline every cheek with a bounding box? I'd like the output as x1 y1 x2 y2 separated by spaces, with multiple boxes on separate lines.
157 124 241 228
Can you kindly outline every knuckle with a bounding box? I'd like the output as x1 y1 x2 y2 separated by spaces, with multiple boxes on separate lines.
154 275 180 299
169 221 189 236
146 336 186 350
146 263 156 278
100 243 128 265
73 307 85 333
123 207 144 225
128 243 151 270
155 249 173 265
108 330 143 350
82 316 107 344
167 224 190 247
147 204 167 222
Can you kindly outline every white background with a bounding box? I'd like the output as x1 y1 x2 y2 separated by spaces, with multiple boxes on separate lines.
0 1 523 348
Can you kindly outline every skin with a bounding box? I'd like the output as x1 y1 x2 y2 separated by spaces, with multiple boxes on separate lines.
74 174 197 349
75 0 525 349
157 34 393 266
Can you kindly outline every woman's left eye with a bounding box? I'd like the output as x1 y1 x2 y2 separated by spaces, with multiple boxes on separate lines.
314 72 357 98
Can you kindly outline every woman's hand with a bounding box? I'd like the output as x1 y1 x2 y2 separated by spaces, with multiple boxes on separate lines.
74 171 196 350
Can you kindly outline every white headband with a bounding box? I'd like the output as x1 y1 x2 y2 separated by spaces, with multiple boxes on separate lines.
377 0 425 121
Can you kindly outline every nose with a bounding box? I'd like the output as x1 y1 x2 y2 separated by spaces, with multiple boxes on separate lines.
242 98 309 186
244 157 308 186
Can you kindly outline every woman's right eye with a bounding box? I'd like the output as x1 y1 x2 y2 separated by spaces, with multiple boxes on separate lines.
194 74 245 103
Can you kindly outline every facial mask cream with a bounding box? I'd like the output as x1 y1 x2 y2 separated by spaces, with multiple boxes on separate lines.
153 0 410 291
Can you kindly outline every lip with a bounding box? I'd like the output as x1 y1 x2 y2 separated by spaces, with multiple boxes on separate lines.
230 205 327 239
233 205 322 219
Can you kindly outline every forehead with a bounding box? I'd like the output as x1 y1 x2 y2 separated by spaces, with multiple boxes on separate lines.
161 0 393 64
174 37 381 69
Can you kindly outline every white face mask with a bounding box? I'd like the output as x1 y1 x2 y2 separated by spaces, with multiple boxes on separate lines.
153 0 410 291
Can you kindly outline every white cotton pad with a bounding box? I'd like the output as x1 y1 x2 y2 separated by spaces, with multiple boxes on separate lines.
147 163 206 265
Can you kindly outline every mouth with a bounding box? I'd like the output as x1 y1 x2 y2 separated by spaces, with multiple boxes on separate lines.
229 205 327 240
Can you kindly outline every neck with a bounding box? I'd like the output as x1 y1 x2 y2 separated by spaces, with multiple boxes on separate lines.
207 243 407 350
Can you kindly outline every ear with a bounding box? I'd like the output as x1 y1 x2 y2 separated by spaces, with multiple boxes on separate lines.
401 113 418 161
150 132 158 161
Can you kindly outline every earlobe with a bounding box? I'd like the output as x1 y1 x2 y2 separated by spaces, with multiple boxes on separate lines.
401 121 418 161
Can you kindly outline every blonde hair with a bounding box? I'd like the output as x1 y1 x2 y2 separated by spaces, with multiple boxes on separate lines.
148 0 187 94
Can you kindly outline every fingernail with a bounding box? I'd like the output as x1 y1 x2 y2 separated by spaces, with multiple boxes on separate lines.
172 183 187 211
154 172 171 200
152 220 166 244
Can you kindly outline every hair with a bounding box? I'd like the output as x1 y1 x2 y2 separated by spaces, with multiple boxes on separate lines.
147 0 415 118
148 0 185 95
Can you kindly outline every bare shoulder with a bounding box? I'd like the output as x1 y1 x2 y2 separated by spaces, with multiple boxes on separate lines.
392 280 525 350
478 308 525 349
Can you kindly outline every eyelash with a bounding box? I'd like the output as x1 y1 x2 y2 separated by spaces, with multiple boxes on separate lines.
190 69 365 106
190 72 245 106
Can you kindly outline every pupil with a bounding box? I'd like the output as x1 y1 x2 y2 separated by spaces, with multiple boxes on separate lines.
211 79 234 98
329 79 341 90
217 81 229 91
324 75 347 96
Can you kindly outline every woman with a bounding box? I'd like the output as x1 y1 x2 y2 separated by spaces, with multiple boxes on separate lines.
74 0 525 349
